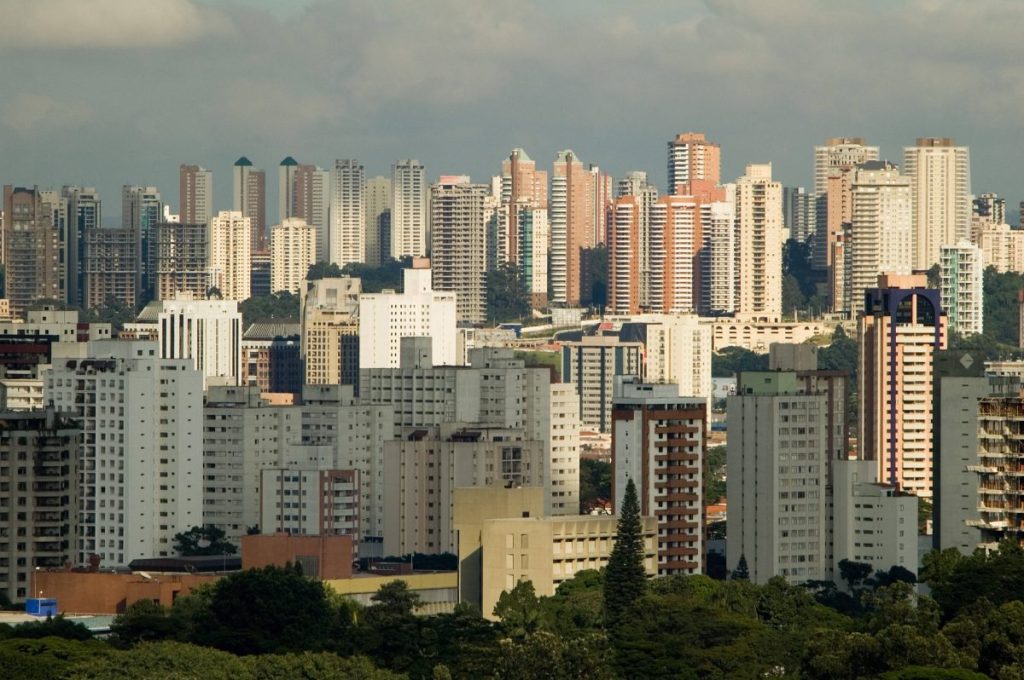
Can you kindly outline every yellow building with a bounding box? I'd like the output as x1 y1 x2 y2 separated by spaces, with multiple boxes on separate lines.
454 486 657 620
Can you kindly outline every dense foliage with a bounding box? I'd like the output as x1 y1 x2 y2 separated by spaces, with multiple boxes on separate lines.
603 479 645 629
7 552 1024 678
781 239 827 317
172 524 238 557
579 459 612 512
711 346 769 378
239 291 300 326
487 262 531 323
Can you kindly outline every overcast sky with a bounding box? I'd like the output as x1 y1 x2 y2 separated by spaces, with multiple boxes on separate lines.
2 0 1021 223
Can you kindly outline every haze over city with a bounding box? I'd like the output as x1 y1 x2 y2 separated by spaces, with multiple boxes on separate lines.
2 0 1022 219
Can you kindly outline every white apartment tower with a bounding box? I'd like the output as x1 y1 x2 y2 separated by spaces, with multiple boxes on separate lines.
358 261 458 369
329 159 365 268
430 176 489 324
940 240 984 338
813 138 880 198
903 138 971 270
735 164 783 318
391 160 428 260
45 340 204 568
701 199 736 315
847 161 913 316
208 210 252 301
271 217 317 295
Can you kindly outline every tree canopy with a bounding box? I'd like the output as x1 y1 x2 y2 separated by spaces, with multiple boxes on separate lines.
173 525 238 557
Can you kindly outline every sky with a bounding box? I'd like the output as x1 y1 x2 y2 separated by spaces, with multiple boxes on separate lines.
1 0 1022 224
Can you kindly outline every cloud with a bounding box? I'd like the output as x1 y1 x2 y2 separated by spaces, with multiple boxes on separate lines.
2 93 94 133
0 0 232 49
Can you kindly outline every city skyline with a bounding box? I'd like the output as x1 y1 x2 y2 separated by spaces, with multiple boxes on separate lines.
2 1 1022 223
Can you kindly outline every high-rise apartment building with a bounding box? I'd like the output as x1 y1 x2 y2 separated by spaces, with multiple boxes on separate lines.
940 241 984 338
2 186 61 317
150 222 209 300
700 198 737 315
499 148 548 264
0 409 79 602
391 160 428 260
734 164 783 318
300 277 361 387
45 340 204 568
975 222 1024 273
62 186 101 308
361 343 580 517
179 165 212 226
727 371 829 584
972 192 1005 225
519 207 549 306
812 138 879 271
277 156 298 223
293 163 331 263
329 159 365 268
270 218 317 295
615 172 658 310
207 210 252 301
202 385 303 545
359 262 457 368
364 176 391 267
619 314 713 403
82 227 138 310
667 132 720 194
903 137 971 270
430 177 489 324
783 186 815 242
233 157 266 253
612 379 706 576
859 274 947 498
845 161 913 316
122 186 162 302
551 150 598 305
561 336 644 433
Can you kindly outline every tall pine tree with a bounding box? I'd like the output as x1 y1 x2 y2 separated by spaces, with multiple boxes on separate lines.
603 477 646 628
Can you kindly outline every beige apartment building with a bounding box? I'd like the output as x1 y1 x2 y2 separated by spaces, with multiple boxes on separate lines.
812 137 879 272
271 217 317 295
453 486 657 619
903 137 971 270
975 221 1024 273
208 210 252 301
735 164 783 319
300 277 361 387
667 132 720 193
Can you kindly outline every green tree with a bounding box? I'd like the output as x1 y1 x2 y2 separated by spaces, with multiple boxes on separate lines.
109 600 176 647
711 346 769 378
579 459 611 512
189 564 333 655
487 262 531 323
493 631 614 680
983 267 1024 347
0 615 94 641
238 291 300 326
603 478 646 628
730 554 750 580
83 295 137 330
340 257 409 293
305 261 345 281
172 525 237 556
838 559 873 592
493 579 543 638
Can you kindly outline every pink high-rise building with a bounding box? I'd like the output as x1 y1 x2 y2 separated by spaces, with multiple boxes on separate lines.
667 132 720 194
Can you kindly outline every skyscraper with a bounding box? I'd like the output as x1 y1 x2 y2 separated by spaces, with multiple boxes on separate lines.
845 161 913 316
518 206 549 306
61 186 101 308
391 159 428 260
616 171 659 310
812 138 879 271
364 176 391 267
667 132 720 194
150 222 209 300
293 164 331 263
903 137 971 270
430 177 488 324
499 149 548 264
121 186 161 302
734 164 783 318
179 165 212 226
278 156 298 223
329 159 365 268
550 150 597 306
271 218 317 296
2 186 60 317
783 186 815 242
233 157 266 253
208 210 252 301
700 195 737 315
859 273 946 498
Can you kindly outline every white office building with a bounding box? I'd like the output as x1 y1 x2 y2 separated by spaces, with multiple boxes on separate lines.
358 260 457 369
152 297 243 388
